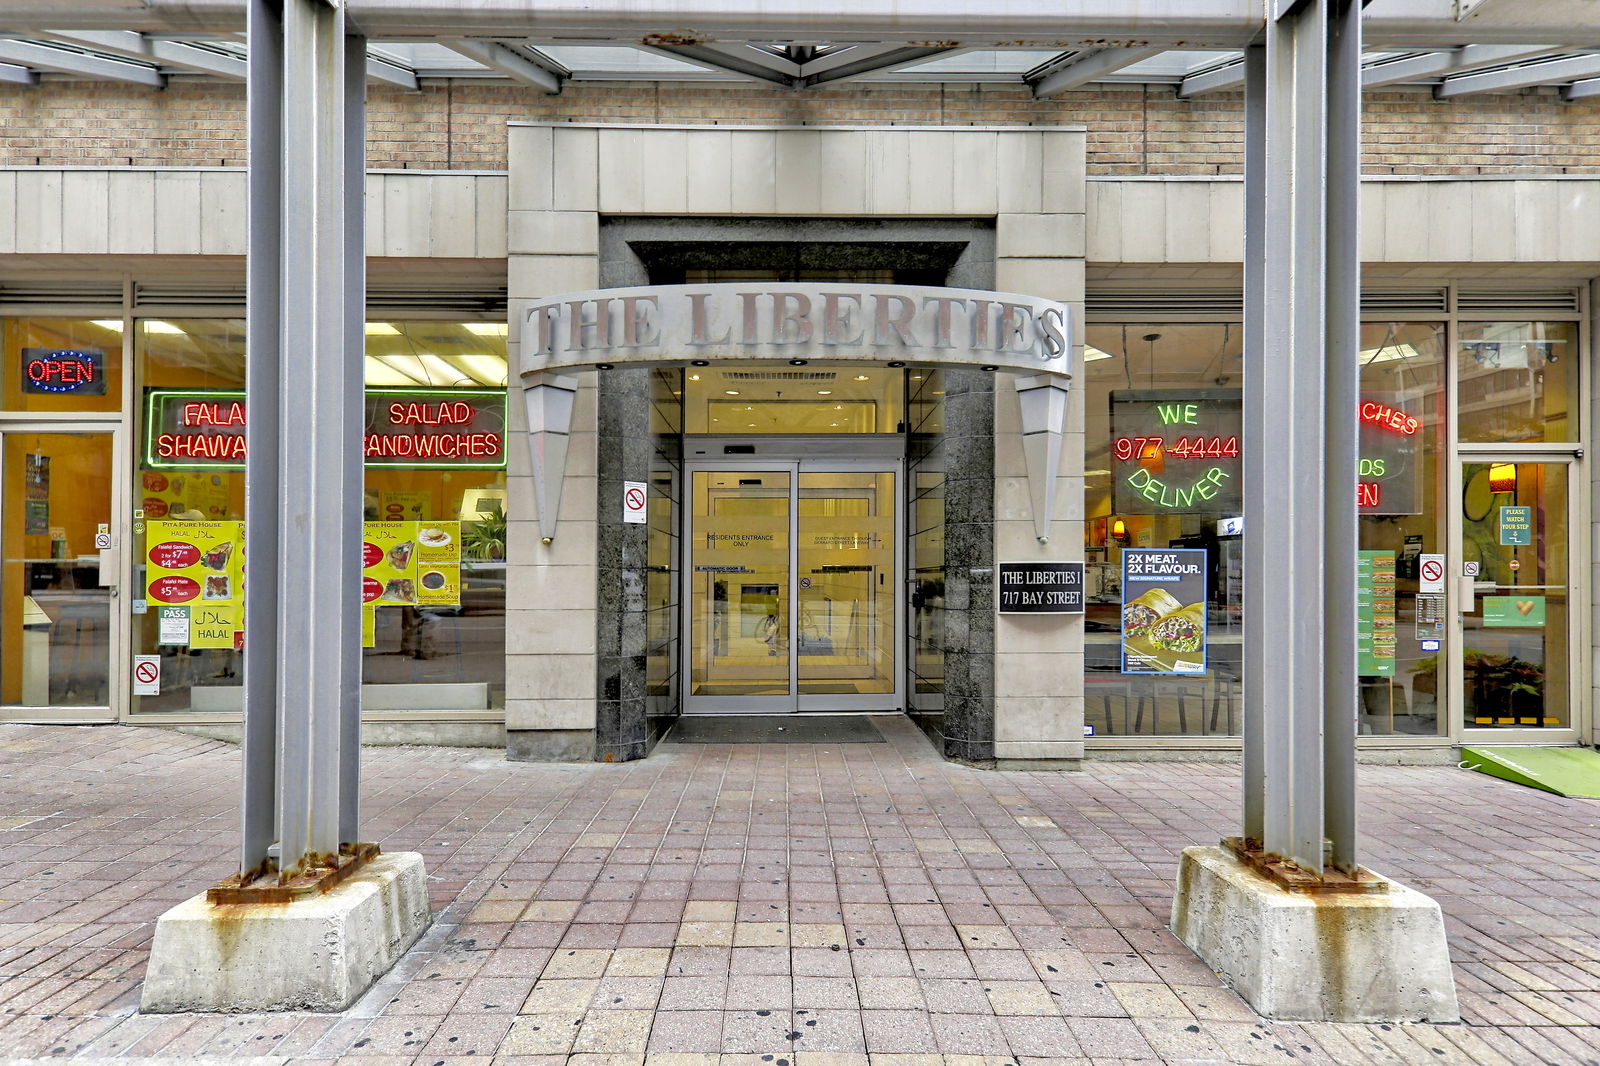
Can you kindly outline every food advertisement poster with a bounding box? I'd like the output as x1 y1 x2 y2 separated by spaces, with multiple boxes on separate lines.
24 454 48 535
362 521 460 608
146 520 243 607
1121 548 1207 674
1482 595 1545 627
1356 550 1396 676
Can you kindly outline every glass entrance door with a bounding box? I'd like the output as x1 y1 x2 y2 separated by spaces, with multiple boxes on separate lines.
685 462 900 714
2 428 121 721
1457 459 1575 735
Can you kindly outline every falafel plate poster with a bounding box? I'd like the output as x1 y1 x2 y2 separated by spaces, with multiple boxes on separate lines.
1121 548 1208 674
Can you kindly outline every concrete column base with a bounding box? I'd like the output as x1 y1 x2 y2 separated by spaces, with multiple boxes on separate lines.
1172 845 1459 1022
140 851 431 1013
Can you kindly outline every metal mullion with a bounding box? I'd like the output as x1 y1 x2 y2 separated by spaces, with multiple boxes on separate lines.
1241 43 1265 845
788 461 799 710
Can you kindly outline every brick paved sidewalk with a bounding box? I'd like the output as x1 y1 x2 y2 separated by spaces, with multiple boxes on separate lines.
2 717 1600 1066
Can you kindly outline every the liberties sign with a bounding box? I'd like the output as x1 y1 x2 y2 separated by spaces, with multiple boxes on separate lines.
520 284 1072 377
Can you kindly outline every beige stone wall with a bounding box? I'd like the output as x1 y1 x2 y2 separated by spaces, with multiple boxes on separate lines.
2 80 1597 177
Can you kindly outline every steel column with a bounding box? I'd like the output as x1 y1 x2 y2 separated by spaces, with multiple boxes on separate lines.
339 31 368 848
242 0 363 877
1240 43 1265 846
240 0 282 878
1246 0 1362 874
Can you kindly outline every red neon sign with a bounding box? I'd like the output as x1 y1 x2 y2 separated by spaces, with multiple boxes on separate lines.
1359 402 1419 436
1357 482 1381 508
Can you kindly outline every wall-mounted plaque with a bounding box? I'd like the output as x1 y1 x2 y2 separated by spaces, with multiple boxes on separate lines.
997 562 1084 614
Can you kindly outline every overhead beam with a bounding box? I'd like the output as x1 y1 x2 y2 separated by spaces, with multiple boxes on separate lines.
638 43 797 86
1361 43 1558 87
440 38 565 92
366 53 419 89
0 62 39 86
0 39 166 87
799 45 954 87
1179 58 1246 97
1435 51 1600 96
1563 76 1600 99
1029 46 1163 97
39 30 247 78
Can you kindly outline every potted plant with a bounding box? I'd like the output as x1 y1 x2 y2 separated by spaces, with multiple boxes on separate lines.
462 501 507 561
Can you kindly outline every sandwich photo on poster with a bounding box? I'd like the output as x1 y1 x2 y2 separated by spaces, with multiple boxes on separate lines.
1121 548 1208 674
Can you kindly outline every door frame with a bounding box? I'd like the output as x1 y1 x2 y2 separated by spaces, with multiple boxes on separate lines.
1454 446 1585 746
680 454 905 715
0 422 128 723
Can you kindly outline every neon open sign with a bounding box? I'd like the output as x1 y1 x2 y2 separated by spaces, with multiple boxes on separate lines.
144 388 508 469
21 348 106 395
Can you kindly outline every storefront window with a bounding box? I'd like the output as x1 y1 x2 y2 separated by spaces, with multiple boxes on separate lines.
1457 321 1577 444
131 319 508 715
1083 322 1447 738
2 318 124 414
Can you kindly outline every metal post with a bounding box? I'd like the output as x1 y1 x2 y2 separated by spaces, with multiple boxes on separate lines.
1240 42 1265 846
241 0 282 878
339 31 367 848
275 0 354 873
1323 0 1361 874
1248 0 1362 874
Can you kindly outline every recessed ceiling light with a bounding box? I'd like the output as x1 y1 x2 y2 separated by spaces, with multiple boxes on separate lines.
143 320 186 335
91 319 123 332
689 374 701 381
725 390 739 395
463 322 508 336
817 390 832 395
854 375 869 381
911 374 923 380
364 322 400 336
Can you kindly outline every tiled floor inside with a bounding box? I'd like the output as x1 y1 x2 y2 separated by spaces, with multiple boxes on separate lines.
3 716 1600 1065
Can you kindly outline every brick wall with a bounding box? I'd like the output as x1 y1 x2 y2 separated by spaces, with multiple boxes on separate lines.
2 79 1597 175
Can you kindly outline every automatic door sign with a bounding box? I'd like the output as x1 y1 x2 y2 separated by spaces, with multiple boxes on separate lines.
1418 554 1445 593
133 655 161 695
623 481 648 524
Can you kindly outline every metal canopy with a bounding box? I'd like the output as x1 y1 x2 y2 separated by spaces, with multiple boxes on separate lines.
0 1 1597 95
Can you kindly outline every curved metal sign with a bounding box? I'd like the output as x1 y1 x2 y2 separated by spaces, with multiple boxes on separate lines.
519 284 1072 378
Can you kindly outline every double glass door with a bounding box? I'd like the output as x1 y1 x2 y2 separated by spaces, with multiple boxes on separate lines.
685 461 900 713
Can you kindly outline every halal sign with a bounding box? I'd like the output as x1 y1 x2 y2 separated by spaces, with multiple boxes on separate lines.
22 348 107 395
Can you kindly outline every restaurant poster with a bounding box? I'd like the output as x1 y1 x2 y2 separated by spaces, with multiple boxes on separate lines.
1120 548 1207 674
145 519 245 647
362 521 461 608
1356 550 1397 676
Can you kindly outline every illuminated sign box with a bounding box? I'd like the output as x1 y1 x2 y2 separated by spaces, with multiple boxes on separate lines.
144 388 509 470
1110 389 1242 515
22 348 106 395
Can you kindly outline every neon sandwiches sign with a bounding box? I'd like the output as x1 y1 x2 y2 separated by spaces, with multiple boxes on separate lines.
144 388 508 469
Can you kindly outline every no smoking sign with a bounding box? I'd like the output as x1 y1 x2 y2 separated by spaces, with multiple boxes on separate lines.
1418 553 1445 593
133 655 161 695
622 481 648 524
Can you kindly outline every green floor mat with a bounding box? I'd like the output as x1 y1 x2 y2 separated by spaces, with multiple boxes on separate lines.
1461 746 1600 798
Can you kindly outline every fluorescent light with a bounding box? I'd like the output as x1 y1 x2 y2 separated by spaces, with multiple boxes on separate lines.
365 322 401 336
142 320 185 335
91 319 124 332
454 354 508 386
1084 345 1115 362
374 355 430 385
417 353 474 386
363 356 421 387
463 322 508 337
1083 469 1111 477
1360 343 1419 364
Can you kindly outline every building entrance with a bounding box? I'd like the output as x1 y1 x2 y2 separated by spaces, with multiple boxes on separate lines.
684 459 901 714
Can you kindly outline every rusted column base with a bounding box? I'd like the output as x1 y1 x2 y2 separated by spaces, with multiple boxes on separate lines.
1171 845 1459 1022
140 851 430 1013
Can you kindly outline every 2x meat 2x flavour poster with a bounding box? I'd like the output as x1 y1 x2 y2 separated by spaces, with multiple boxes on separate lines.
1120 548 1208 674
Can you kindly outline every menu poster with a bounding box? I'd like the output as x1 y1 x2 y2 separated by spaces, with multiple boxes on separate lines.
1121 548 1208 674
362 521 461 608
1356 550 1396 676
146 520 244 607
24 454 48 535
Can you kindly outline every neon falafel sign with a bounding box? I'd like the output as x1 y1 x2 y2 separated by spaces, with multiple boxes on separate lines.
519 284 1073 376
